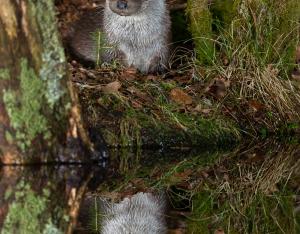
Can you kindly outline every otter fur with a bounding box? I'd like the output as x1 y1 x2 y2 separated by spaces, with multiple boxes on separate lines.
101 192 167 234
69 0 171 73
79 192 167 233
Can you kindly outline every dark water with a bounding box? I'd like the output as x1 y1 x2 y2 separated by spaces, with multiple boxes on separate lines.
0 142 299 233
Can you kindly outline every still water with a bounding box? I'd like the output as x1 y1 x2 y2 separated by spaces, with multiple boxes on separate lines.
0 141 299 233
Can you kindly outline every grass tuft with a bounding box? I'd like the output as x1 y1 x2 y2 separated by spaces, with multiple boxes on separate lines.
187 0 300 131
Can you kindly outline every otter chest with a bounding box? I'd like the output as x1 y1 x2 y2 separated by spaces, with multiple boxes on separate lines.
105 16 163 56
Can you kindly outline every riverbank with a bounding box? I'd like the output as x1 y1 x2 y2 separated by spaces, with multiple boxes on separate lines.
57 0 300 148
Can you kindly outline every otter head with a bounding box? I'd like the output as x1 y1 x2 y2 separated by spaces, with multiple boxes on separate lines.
107 0 148 16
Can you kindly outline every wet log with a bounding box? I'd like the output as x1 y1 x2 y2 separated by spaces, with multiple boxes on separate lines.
0 0 104 164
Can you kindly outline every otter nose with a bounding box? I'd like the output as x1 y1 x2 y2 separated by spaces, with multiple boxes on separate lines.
117 0 128 9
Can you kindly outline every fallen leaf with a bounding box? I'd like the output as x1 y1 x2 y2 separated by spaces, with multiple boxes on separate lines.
170 88 193 105
248 100 264 112
102 81 121 94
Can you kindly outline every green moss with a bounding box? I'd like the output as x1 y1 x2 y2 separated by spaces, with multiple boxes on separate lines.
94 79 240 148
102 129 119 147
210 0 239 29
101 104 239 148
5 131 14 144
3 58 50 151
0 69 10 80
42 221 63 234
28 0 68 109
186 0 215 64
2 181 62 234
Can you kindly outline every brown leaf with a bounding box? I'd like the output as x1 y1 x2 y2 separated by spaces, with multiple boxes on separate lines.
170 88 193 105
102 81 121 94
248 100 264 112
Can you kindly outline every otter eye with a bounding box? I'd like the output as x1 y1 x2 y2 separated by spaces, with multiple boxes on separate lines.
117 0 128 9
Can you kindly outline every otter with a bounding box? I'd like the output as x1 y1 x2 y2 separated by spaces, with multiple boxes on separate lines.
79 192 167 233
69 0 171 73
101 192 167 234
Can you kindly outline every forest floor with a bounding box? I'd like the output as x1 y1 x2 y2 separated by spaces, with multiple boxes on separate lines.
55 0 300 233
56 0 300 148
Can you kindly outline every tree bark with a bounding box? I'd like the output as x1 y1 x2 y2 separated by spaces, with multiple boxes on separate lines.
0 165 98 233
0 0 100 164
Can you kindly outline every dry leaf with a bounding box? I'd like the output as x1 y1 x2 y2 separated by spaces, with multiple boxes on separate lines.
102 81 121 94
248 100 264 112
170 88 193 105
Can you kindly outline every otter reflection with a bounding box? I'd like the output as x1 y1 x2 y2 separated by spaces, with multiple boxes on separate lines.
79 192 167 234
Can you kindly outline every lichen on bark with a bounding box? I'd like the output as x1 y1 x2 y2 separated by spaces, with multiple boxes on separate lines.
2 181 63 234
28 0 68 109
0 69 10 80
2 58 50 151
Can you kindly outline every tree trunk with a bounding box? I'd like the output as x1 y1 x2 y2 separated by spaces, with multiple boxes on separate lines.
0 0 101 164
0 165 99 233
